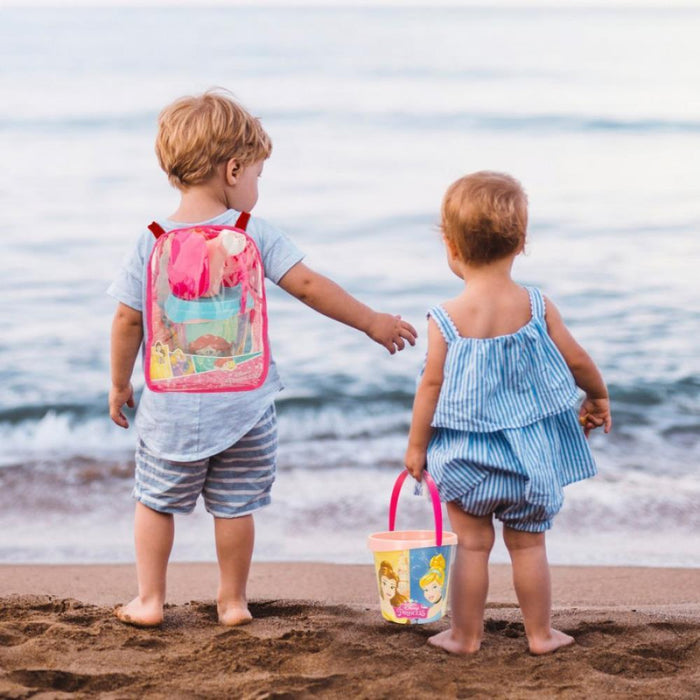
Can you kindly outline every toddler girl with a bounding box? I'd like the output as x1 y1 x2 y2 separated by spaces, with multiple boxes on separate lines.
404 171 611 655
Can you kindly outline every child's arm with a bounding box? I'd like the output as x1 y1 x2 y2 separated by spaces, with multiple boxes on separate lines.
278 262 417 353
109 303 144 429
544 297 612 436
404 318 447 479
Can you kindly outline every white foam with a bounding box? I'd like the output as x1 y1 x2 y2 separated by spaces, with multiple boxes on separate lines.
0 412 135 467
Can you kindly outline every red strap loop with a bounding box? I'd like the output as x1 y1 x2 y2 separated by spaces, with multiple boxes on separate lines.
148 215 248 238
148 221 167 239
234 212 250 231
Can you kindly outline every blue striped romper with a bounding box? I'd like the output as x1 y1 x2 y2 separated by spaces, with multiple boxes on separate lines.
426 286 597 532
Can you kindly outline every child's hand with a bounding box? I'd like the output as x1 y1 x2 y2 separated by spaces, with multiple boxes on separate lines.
367 313 417 354
404 445 426 481
579 396 612 437
109 383 136 429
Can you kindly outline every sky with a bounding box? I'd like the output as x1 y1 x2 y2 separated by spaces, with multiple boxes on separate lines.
3 0 699 7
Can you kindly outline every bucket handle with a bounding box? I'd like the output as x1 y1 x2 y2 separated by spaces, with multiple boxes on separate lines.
389 471 443 547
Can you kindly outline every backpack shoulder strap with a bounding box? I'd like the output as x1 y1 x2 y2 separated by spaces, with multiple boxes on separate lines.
235 212 250 231
148 221 167 239
147 214 250 239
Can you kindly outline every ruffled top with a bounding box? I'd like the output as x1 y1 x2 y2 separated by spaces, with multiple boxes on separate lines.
428 286 579 433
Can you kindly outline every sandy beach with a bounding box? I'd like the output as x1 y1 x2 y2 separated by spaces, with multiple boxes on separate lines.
1 563 698 699
2 3 700 698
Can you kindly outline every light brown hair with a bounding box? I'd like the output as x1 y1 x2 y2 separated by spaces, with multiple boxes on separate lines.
378 561 409 608
155 89 272 190
440 171 528 266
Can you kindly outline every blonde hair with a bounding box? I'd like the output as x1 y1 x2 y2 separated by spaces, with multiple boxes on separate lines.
419 554 446 589
440 171 528 266
155 89 272 190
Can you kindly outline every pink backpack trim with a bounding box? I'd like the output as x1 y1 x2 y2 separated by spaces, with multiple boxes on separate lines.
144 213 270 393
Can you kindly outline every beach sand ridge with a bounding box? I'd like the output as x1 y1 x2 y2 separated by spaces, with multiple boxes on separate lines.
1 594 699 699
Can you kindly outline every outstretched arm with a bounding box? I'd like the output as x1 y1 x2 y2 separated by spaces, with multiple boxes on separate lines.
109 302 143 429
405 318 447 480
278 262 417 354
544 296 612 436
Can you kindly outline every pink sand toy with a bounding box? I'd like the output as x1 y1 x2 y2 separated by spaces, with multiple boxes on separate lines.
368 472 457 624
144 212 270 393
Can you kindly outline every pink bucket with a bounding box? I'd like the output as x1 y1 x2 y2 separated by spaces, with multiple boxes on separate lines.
368 472 457 624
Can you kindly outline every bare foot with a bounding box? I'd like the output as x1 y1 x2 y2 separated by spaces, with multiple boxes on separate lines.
528 628 575 655
428 628 482 655
217 601 253 627
114 597 163 628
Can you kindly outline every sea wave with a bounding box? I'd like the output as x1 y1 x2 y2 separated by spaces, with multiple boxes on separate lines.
4 111 700 135
0 377 696 426
1 374 697 474
1 458 699 566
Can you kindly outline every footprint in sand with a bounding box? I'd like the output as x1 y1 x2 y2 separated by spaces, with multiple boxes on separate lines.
0 624 26 647
258 673 346 698
19 621 53 637
122 635 167 650
588 652 680 677
485 619 525 639
278 629 329 653
59 610 102 627
8 669 135 694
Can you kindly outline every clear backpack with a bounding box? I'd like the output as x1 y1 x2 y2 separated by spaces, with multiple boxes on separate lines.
144 212 269 392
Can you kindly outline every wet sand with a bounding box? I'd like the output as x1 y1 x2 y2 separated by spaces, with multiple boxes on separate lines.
1 563 699 698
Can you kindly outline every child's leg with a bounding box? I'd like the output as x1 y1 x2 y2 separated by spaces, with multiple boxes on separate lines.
214 514 255 626
429 505 494 654
115 502 174 627
502 526 574 654
204 406 277 626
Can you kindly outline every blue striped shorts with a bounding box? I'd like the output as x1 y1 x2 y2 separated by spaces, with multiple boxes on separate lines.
456 471 561 533
133 405 277 518
429 409 596 533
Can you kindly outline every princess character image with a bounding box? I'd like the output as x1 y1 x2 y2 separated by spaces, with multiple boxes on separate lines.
420 554 447 621
377 560 409 624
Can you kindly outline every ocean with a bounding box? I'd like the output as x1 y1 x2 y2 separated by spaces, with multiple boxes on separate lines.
1 5 698 567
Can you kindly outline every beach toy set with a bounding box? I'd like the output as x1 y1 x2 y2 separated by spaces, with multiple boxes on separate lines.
145 213 269 393
368 472 457 624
